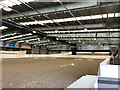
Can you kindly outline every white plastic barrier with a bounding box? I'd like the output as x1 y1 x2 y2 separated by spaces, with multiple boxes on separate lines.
99 58 120 78
66 57 120 88
66 75 97 89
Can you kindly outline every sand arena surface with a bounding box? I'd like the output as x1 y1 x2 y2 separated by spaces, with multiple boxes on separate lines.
2 57 104 88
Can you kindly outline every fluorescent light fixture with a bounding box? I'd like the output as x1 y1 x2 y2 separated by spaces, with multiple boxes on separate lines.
94 38 96 40
56 38 59 40
37 15 40 17
55 30 59 33
108 13 114 17
91 15 102 19
46 29 120 34
53 0 60 2
0 26 8 30
84 28 88 31
115 13 120 17
73 38 76 40
18 41 24 43
26 33 32 36
102 14 107 18
33 31 37 33
71 17 77 21
3 7 12 11
37 38 40 41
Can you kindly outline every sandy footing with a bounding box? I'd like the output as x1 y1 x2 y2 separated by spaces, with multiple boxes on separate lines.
2 57 104 88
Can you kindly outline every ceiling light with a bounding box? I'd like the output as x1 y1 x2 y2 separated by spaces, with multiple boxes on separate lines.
38 15 40 17
53 0 60 2
14 33 17 34
84 28 88 31
26 41 28 43
8 19 11 21
115 13 120 17
102 14 107 18
3 7 12 11
91 15 102 19
20 17 23 19
33 31 37 33
73 38 76 40
56 38 59 40
55 30 59 33
0 26 8 30
37 38 40 41
94 38 96 40
16 18 19 20
108 13 114 17
43 37 46 39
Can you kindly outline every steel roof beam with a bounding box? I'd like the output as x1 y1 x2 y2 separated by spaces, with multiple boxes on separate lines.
33 23 120 31
2 2 98 19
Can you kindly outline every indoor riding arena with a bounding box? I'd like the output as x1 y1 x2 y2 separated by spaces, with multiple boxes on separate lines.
0 0 120 89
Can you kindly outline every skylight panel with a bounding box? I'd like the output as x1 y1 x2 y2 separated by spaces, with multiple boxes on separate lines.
1 33 32 41
0 0 35 8
102 14 107 18
1 0 16 7
42 20 54 23
115 13 120 17
21 0 35 3
108 13 114 18
81 16 91 20
76 17 81 20
63 18 72 22
91 15 102 19
13 0 22 5
71 17 77 21
19 12 120 26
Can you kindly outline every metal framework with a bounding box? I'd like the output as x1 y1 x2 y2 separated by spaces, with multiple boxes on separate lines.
0 0 120 47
